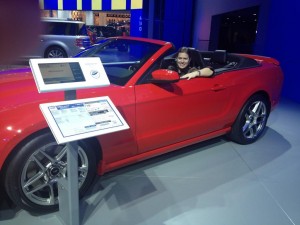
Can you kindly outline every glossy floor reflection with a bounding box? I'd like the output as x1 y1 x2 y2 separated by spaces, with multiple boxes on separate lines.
1 98 300 225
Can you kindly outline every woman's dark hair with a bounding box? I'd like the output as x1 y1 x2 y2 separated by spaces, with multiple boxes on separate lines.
174 47 191 58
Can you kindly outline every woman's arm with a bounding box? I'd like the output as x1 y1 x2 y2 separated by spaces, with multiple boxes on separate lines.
181 67 214 80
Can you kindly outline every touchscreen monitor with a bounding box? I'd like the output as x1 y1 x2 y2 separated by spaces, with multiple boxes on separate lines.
30 57 110 93
38 62 85 84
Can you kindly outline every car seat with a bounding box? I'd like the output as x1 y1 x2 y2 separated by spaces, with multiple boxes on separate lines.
187 47 205 69
210 50 227 69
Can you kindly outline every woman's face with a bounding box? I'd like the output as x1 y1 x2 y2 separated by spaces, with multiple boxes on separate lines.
176 52 190 69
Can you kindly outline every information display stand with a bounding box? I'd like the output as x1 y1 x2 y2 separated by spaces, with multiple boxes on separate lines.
30 58 129 225
57 90 80 225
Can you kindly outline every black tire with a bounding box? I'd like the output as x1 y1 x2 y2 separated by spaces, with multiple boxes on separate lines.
228 94 270 145
4 131 97 214
45 46 67 58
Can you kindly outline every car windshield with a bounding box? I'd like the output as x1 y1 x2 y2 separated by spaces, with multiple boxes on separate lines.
78 39 162 85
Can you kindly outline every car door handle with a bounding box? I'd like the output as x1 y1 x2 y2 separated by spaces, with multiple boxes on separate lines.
211 84 226 91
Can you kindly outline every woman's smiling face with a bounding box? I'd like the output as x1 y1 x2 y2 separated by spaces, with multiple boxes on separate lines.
176 52 190 69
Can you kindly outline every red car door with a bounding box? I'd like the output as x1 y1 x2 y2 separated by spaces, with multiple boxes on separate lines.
135 74 234 153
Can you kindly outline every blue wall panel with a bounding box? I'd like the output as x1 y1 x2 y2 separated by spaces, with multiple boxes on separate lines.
142 0 194 48
102 0 111 10
82 1 92 10
63 0 77 10
163 0 194 49
130 9 143 37
126 0 131 10
263 0 300 102
44 0 58 10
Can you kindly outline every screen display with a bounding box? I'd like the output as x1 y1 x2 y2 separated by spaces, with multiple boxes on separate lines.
38 62 86 84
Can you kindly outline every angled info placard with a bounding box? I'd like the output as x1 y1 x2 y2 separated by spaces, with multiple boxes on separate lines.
40 96 129 144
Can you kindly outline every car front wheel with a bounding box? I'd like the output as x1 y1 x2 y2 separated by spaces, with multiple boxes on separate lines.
4 131 97 213
228 94 270 144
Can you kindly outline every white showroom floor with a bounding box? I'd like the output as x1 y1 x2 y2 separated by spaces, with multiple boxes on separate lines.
1 97 300 225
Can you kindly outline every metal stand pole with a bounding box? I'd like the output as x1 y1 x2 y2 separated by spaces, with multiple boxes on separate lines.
57 90 80 225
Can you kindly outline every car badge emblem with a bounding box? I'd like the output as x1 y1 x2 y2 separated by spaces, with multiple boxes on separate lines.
90 70 100 78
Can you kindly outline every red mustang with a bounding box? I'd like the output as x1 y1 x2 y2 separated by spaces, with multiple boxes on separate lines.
0 37 283 213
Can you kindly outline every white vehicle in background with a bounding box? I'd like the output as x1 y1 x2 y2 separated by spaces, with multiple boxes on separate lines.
23 18 91 59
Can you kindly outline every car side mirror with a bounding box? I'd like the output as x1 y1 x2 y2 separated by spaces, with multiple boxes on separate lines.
151 69 180 83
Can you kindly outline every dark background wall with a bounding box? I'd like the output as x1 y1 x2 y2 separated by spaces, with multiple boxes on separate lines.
142 0 194 49
198 0 300 103
259 0 300 102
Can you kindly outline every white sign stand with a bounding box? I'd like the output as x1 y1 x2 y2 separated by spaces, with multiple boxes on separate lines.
29 58 128 225
57 90 80 225
58 139 80 225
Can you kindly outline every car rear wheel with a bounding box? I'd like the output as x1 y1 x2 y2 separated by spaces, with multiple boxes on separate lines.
4 131 97 213
228 94 270 144
45 46 67 58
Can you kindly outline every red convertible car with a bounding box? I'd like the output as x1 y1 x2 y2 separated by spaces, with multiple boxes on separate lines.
0 37 283 213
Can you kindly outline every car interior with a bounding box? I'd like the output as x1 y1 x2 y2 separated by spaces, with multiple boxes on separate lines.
160 48 261 75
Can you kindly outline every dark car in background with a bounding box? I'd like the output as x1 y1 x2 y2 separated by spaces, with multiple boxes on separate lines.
22 18 91 59
87 25 117 38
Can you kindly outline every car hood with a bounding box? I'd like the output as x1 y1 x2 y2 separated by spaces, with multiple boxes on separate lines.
0 68 118 112
0 68 41 110
0 67 33 83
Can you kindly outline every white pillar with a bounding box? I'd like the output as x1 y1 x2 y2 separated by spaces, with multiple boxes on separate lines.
57 10 72 19
85 11 94 25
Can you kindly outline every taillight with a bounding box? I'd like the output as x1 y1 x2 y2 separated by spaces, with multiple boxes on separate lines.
75 37 91 48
